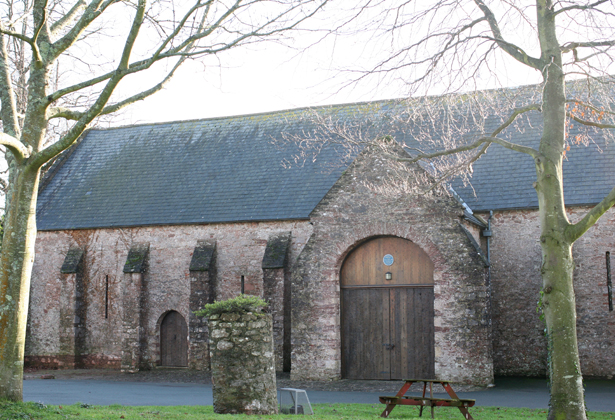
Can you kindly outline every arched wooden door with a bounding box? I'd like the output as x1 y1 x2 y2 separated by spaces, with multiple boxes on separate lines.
341 237 435 380
160 311 188 367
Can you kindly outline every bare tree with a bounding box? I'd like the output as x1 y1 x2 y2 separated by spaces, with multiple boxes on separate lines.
296 1 615 419
0 0 327 401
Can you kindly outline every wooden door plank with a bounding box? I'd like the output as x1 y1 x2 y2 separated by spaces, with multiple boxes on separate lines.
341 237 434 287
389 288 435 379
381 288 391 379
179 312 188 366
406 288 418 378
341 288 390 379
161 313 171 366
160 311 188 367
340 236 434 380
390 288 408 379
415 288 435 378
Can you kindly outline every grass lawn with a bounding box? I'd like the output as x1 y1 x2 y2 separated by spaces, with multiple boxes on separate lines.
2 401 615 420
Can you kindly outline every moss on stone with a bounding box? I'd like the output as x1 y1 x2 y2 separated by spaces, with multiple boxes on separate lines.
195 294 267 318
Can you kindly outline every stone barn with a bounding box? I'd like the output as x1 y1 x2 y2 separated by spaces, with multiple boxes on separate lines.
26 99 615 385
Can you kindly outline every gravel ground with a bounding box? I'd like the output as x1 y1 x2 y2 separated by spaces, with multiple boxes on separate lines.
23 368 484 393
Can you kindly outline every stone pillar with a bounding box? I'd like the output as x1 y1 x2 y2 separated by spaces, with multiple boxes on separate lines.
121 243 149 372
59 247 85 369
209 312 278 415
188 240 217 370
262 232 291 372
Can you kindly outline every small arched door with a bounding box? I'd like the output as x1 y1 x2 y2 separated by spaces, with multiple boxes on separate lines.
160 311 188 367
341 236 434 380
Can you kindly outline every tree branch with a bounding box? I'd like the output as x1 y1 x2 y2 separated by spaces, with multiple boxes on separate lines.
568 113 615 129
566 99 615 117
554 0 610 16
163 0 324 60
393 134 538 165
149 0 216 62
30 0 146 169
49 55 186 120
48 0 325 103
31 0 49 63
50 0 210 122
492 103 543 137
46 107 80 120
50 0 87 37
48 65 128 102
420 142 492 194
0 133 30 162
561 40 615 53
0 34 21 138
486 136 539 156
50 0 118 59
390 102 541 165
47 0 240 102
473 0 542 69
566 185 615 243
0 26 34 46
0 176 7 193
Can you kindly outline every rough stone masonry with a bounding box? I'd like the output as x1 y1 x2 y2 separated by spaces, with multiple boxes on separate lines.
209 312 278 415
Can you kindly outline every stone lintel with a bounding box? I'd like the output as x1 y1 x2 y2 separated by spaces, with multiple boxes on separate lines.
262 232 291 269
123 243 150 273
189 240 216 271
60 247 84 274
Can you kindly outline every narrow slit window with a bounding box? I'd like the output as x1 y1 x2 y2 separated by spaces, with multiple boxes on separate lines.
105 275 109 319
607 252 612 312
241 275 245 294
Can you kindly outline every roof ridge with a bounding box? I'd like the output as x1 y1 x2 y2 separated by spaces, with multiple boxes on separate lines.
86 79 568 132
86 98 408 132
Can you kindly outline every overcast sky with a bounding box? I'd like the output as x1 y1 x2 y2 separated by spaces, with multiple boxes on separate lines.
62 0 604 129
114 30 408 126
110 3 542 127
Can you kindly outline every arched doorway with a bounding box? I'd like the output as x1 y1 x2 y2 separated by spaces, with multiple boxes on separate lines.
160 311 188 367
340 236 434 380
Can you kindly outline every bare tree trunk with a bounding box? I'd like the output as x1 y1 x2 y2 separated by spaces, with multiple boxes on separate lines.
536 3 586 416
540 240 585 420
536 155 586 419
0 165 41 401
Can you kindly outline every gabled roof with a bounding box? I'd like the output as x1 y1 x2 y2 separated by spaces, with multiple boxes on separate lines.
36 103 386 230
36 97 615 231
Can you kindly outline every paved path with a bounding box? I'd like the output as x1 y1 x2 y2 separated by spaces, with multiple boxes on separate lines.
23 377 615 412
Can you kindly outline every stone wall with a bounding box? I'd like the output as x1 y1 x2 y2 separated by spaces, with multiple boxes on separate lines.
262 232 292 372
209 312 278 414
290 146 493 385
188 241 217 370
28 146 495 385
483 207 615 378
27 221 312 370
27 143 614 383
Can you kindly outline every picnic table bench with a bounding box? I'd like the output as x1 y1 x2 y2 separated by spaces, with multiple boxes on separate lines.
379 379 475 419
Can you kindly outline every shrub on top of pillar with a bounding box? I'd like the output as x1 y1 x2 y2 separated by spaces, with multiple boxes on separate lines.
195 295 278 415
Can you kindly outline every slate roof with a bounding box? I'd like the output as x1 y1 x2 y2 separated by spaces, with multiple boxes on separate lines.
451 111 615 212
37 103 388 230
36 98 615 231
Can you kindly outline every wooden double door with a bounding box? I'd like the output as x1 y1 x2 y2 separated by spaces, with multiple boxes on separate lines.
341 237 435 380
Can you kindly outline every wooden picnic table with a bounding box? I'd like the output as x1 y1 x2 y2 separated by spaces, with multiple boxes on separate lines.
379 379 475 419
